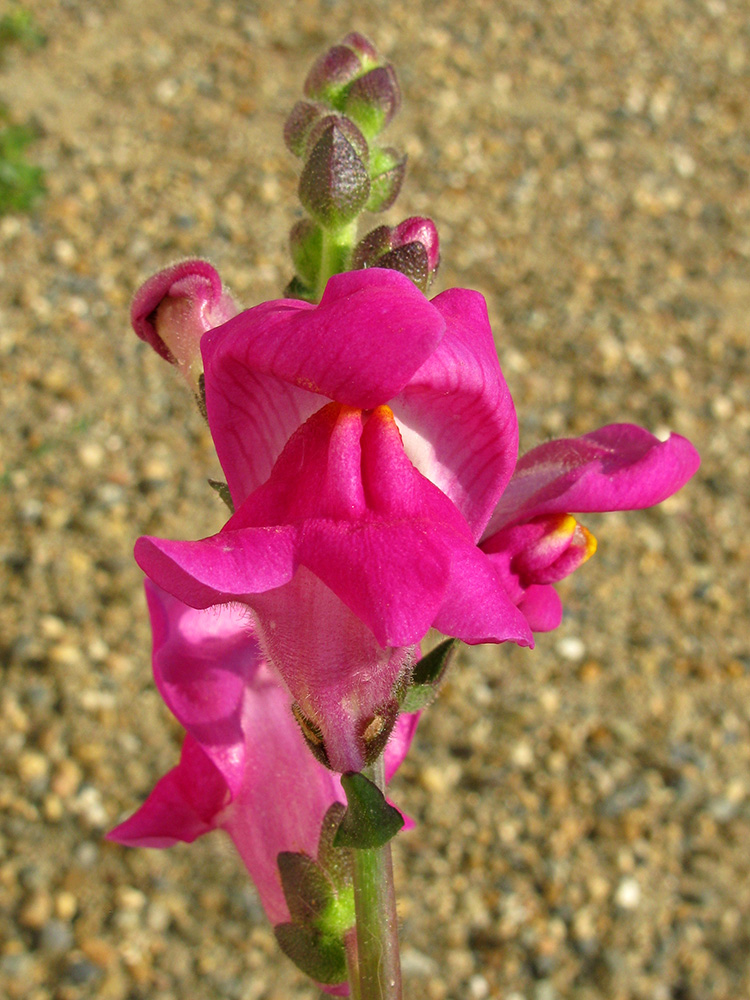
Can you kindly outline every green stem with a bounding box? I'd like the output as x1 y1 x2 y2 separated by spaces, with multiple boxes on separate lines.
345 927 362 1000
350 758 402 1000
315 220 358 300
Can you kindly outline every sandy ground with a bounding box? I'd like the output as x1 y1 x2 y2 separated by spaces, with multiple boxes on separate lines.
1 1 749 998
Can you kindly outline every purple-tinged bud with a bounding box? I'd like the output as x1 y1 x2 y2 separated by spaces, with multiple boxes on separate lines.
303 44 363 105
305 113 369 164
366 146 406 213
299 122 370 229
392 217 440 272
352 216 440 293
351 225 392 269
289 219 323 287
341 32 379 64
284 100 328 158
131 260 238 394
344 65 401 139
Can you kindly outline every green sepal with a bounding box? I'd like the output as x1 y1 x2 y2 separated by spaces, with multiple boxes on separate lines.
289 219 323 287
274 922 347 985
333 772 404 850
401 638 457 712
277 851 335 924
283 274 316 302
317 802 354 889
208 479 234 513
366 146 406 213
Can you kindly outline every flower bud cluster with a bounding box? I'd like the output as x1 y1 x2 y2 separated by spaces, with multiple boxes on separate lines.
284 33 416 300
352 217 440 294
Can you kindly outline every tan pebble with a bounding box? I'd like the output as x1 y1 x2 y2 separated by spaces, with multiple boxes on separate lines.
39 616 66 640
116 886 147 911
420 763 461 794
49 644 83 668
73 742 105 765
79 442 105 468
3 697 30 733
79 937 119 969
43 794 63 822
19 892 53 929
52 760 82 798
17 751 49 783
55 892 78 921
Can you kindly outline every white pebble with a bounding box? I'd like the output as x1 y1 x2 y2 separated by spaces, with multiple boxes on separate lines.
556 636 586 662
615 876 641 909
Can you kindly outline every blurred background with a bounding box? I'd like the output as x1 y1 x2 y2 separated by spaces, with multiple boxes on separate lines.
1 1 748 998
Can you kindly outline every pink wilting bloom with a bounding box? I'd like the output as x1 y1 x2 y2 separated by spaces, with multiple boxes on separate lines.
132 267 534 772
480 424 700 631
131 260 239 395
108 582 418 992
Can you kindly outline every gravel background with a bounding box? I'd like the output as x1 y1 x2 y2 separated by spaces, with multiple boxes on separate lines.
1 2 748 999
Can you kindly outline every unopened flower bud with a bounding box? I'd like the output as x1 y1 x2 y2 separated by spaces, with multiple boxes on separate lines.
352 216 440 292
340 31 379 63
366 146 406 212
131 260 238 395
298 122 370 229
344 65 401 139
305 113 369 163
392 217 440 273
283 100 328 158
304 43 365 105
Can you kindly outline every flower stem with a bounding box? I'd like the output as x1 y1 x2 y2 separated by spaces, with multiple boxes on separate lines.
315 221 358 300
345 927 362 1000
349 757 402 1000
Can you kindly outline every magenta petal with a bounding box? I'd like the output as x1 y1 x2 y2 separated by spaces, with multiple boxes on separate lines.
134 527 297 609
251 567 416 773
393 287 518 539
203 268 446 504
222 659 346 925
108 735 229 847
485 424 700 535
298 520 450 647
517 584 563 632
205 370 322 509
433 541 533 647
145 581 260 796
384 712 420 783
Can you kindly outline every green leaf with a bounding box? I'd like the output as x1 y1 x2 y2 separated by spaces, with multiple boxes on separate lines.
207 479 234 513
277 851 335 924
274 921 347 984
333 772 404 850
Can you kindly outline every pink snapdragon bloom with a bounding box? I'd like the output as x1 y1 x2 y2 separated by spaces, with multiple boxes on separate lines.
133 267 534 771
108 582 418 952
480 424 700 631
131 260 239 394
